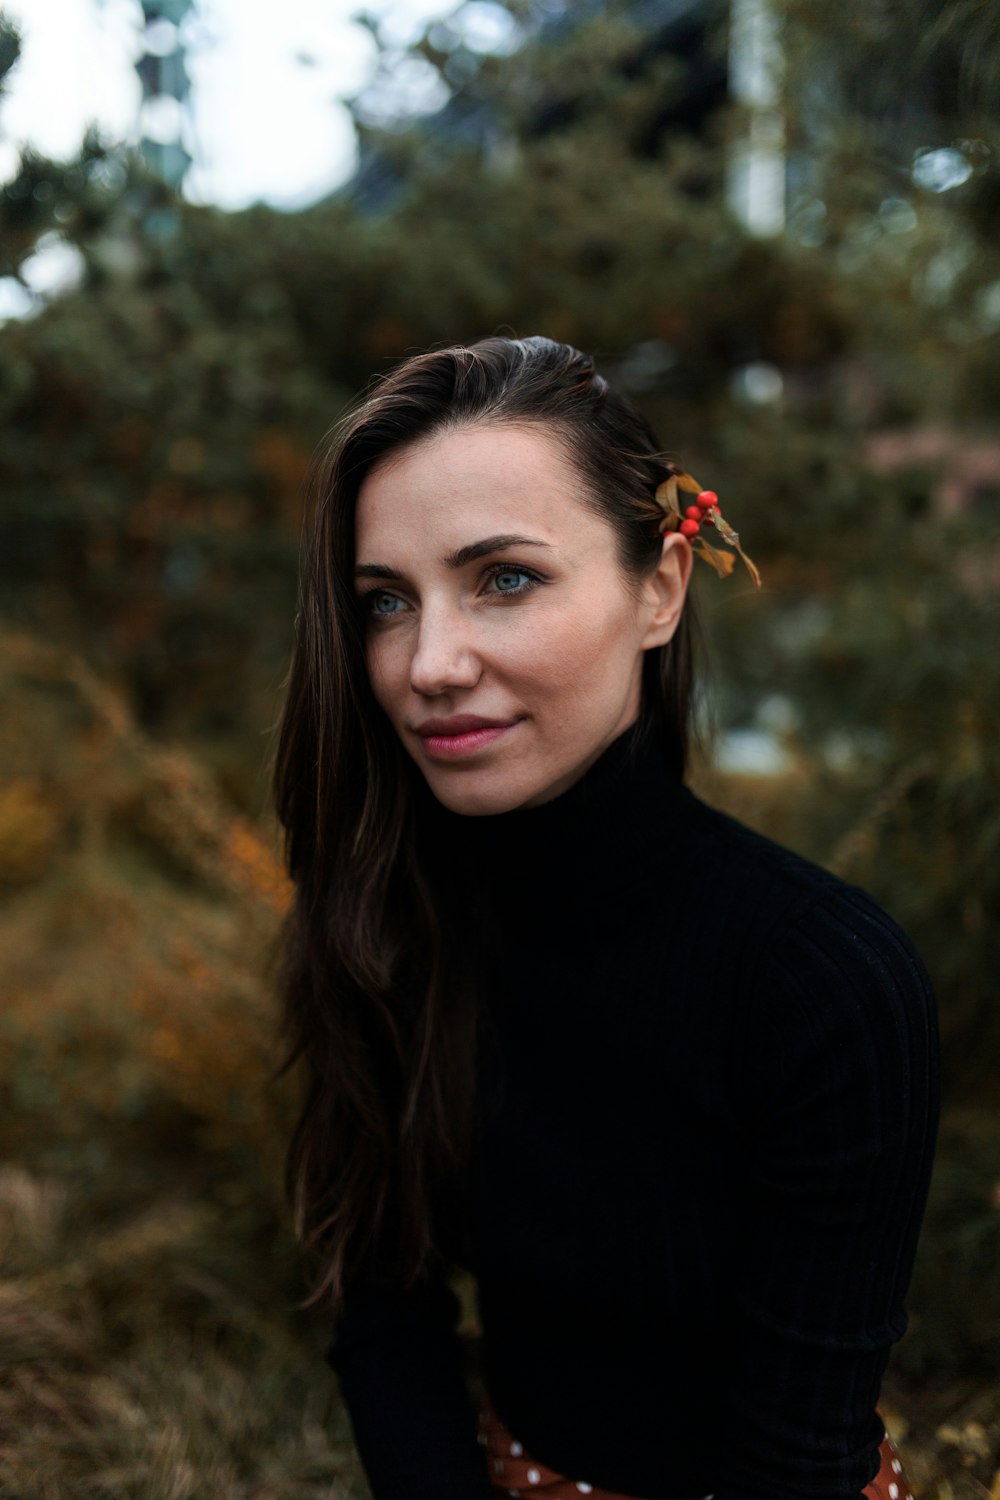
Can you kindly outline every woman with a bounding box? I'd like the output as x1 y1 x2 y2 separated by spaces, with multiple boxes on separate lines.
273 335 940 1500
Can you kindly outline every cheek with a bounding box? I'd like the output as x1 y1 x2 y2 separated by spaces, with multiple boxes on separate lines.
508 596 639 700
365 634 404 713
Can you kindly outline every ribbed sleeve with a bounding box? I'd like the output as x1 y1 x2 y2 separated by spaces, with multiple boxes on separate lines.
326 1269 493 1500
712 887 941 1500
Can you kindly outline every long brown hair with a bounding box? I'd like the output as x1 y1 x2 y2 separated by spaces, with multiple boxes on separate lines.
272 335 699 1308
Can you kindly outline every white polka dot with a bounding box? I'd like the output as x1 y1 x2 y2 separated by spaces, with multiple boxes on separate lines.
508 1491 519 1499
576 1485 593 1494
477 1433 486 1445
494 1459 505 1474
888 1485 898 1499
891 1459 901 1472
527 1469 540 1485
510 1441 523 1457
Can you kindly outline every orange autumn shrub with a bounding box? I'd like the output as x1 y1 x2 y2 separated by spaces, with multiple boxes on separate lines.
0 630 296 1185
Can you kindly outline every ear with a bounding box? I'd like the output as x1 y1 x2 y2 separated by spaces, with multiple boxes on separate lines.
639 531 693 650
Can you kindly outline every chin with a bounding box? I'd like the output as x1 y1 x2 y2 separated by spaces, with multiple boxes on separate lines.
422 769 539 818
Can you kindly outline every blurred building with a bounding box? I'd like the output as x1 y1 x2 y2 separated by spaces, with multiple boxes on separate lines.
135 0 196 190
345 0 738 215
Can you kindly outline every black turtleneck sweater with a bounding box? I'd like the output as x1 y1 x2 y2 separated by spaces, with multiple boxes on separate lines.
326 724 940 1500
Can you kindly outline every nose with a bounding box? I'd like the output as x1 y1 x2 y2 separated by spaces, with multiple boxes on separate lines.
408 601 483 697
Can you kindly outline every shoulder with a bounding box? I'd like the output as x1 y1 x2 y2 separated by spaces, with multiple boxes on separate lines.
680 790 936 1036
681 789 848 909
674 796 939 1148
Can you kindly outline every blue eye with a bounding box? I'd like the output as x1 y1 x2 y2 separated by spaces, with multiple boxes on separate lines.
487 567 535 595
368 591 406 616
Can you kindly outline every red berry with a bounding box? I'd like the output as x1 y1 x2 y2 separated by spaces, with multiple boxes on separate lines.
703 511 715 525
679 518 700 538
696 490 717 511
684 505 701 521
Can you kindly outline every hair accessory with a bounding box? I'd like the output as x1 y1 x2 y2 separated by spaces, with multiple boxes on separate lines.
654 471 761 589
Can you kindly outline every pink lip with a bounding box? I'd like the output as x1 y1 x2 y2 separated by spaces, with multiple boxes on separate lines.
415 716 523 761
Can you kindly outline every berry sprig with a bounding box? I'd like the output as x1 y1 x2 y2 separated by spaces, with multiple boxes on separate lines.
679 489 719 537
654 471 761 590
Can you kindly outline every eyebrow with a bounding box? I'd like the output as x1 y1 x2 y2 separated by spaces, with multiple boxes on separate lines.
353 534 553 581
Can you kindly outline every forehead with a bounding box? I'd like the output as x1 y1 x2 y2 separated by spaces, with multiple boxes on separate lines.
354 422 592 547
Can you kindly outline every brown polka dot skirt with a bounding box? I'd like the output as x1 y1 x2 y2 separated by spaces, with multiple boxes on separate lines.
477 1391 916 1500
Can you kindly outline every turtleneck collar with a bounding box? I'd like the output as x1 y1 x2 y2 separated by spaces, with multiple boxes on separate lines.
413 719 697 918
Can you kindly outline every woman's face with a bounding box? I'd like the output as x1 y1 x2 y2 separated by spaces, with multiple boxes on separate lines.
353 421 691 815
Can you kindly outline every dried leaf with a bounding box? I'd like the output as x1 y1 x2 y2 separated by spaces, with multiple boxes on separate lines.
692 535 736 577
654 477 681 518
735 545 762 589
712 508 762 589
712 508 741 547
676 471 702 495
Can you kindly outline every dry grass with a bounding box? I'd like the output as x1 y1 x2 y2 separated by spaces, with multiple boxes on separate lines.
0 1126 364 1498
0 632 365 1499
